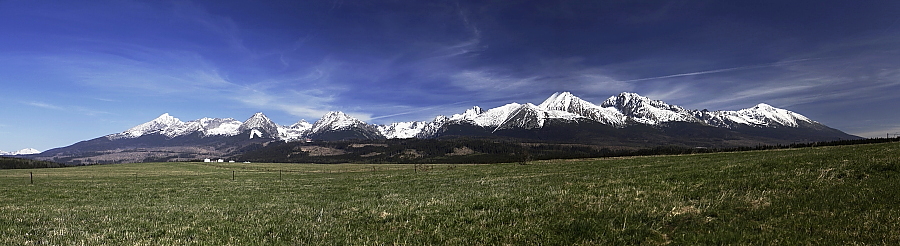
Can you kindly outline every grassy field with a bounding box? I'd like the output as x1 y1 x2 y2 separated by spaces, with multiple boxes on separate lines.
1 142 899 245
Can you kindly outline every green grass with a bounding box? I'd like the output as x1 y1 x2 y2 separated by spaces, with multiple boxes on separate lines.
2 142 899 245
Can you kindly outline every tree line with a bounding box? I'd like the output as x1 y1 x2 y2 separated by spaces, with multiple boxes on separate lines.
235 137 900 164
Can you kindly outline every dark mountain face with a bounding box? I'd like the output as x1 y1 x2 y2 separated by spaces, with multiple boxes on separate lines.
307 125 386 141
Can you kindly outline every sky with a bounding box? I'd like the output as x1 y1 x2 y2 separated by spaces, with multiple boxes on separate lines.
2 0 900 151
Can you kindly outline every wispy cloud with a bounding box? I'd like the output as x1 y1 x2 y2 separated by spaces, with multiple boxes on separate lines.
19 39 349 121
613 58 830 83
26 101 64 110
24 101 110 116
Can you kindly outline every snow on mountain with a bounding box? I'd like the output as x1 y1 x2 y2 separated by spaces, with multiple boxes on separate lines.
378 116 448 139
193 118 242 136
538 92 625 126
100 92 825 143
381 91 824 138
105 112 366 142
309 111 367 134
736 103 814 127
446 92 619 131
449 106 484 122
306 111 385 140
107 113 246 140
278 120 312 141
601 92 699 125
378 121 430 139
107 113 186 140
238 112 280 139
447 103 575 129
0 148 41 155
493 103 551 131
694 103 815 128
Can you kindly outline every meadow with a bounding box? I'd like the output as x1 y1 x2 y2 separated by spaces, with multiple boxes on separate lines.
1 142 899 245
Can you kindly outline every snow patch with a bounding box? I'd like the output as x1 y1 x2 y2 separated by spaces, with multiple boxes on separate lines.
249 129 263 139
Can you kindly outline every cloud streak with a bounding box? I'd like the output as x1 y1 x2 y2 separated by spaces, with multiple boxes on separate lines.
614 58 830 83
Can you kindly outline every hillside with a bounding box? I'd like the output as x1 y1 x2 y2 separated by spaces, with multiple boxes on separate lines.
1 142 899 244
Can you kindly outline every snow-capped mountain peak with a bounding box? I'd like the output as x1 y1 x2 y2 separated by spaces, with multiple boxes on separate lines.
601 92 697 125
192 117 242 136
0 148 41 155
290 119 312 129
450 106 484 121
538 92 625 126
240 112 273 128
238 112 279 139
538 91 584 110
278 119 313 141
108 113 186 139
735 103 813 127
601 92 677 112
377 121 430 139
310 111 366 133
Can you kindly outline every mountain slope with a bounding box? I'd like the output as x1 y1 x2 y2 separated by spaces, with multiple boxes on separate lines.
238 112 280 139
307 112 385 141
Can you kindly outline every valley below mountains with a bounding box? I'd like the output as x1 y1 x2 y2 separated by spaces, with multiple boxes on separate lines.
26 92 860 165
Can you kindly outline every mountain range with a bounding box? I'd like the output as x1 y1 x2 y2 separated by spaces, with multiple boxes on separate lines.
26 92 860 164
0 148 41 156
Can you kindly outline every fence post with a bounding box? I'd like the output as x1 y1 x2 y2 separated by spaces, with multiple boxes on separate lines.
30 172 33 184
232 171 235 180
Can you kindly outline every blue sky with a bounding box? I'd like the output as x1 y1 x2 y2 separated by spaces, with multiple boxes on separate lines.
2 0 900 151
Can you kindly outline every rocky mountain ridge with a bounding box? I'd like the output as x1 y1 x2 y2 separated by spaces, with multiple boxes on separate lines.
103 92 844 141
27 92 860 165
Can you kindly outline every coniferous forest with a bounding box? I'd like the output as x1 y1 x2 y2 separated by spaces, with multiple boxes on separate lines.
0 156 67 169
234 137 900 164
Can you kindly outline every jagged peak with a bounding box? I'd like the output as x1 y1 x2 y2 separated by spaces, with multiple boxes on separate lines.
602 92 653 106
753 103 775 110
601 92 686 111
151 113 182 125
539 91 598 111
242 112 273 123
467 106 483 115
289 119 312 130
736 103 813 127
310 111 368 133
450 106 485 121
319 111 361 122
237 112 279 139
247 112 270 120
